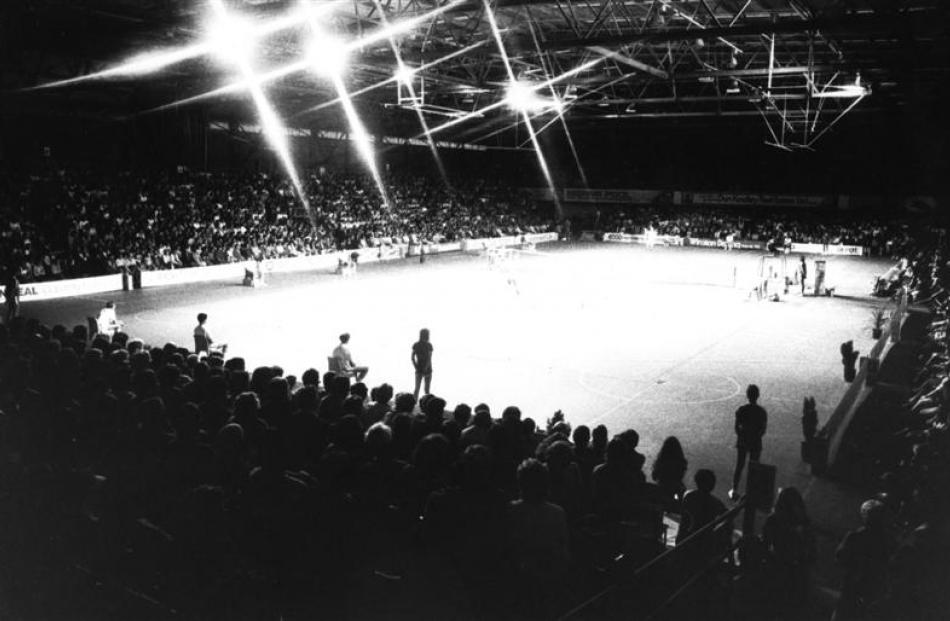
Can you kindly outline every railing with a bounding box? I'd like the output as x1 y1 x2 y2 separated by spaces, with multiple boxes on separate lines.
817 289 908 470
558 500 746 621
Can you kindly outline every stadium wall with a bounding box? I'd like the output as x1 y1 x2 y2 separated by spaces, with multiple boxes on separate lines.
18 233 558 301
601 232 864 255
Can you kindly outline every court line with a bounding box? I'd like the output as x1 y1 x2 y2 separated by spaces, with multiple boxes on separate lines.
579 372 743 407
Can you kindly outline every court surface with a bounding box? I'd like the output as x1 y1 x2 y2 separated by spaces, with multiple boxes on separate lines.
23 242 892 504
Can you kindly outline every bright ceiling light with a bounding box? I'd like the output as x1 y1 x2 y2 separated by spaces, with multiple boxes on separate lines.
306 33 349 77
206 12 257 66
814 84 869 99
505 81 556 112
394 64 415 86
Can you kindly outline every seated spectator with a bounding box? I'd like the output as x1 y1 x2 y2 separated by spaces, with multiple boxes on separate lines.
677 469 728 548
331 333 369 382
96 301 124 336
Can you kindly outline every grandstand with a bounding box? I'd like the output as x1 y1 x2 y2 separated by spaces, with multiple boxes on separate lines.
2 1 949 620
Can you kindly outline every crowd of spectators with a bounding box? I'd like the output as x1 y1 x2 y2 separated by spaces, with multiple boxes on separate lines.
9 301 943 619
0 309 839 619
1 165 948 618
0 168 551 282
828 247 950 621
603 207 922 256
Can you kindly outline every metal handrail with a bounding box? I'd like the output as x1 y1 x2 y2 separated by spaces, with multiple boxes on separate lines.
557 500 746 621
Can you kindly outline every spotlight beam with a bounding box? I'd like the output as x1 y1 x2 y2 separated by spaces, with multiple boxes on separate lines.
27 43 212 90
31 0 461 93
302 9 390 208
330 73 392 209
525 15 588 187
28 1 346 91
208 0 310 219
143 59 310 114
480 0 561 213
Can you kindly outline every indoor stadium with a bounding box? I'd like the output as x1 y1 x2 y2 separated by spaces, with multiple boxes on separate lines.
1 1 948 620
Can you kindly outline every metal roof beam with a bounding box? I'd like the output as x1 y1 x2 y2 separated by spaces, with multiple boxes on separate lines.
540 13 928 51
586 46 668 79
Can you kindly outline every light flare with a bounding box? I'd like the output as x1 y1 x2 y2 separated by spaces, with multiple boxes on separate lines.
421 57 604 138
208 0 310 218
481 0 561 213
303 13 390 208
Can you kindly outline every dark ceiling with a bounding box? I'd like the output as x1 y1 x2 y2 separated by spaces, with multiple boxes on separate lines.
2 0 948 148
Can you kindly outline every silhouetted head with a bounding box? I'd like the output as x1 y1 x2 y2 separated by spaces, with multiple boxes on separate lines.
774 486 808 523
502 405 522 425
394 392 416 414
573 425 591 448
694 469 716 493
517 458 550 503
746 384 760 403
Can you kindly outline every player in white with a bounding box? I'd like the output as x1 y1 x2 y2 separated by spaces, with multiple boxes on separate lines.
645 224 658 249
96 301 124 336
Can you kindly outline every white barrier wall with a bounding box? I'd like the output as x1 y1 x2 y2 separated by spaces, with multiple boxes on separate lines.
789 242 865 256
602 233 863 256
17 274 124 302
21 232 560 301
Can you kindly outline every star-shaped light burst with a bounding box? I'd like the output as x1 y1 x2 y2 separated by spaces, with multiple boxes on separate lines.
31 0 606 215
481 0 563 211
31 0 467 215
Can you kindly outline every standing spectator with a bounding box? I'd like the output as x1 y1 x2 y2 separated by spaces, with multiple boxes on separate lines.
411 328 433 400
3 273 18 323
591 438 639 522
332 332 369 381
834 499 894 621
591 424 609 466
651 436 688 507
731 384 767 500
572 425 596 486
799 256 808 295
762 487 816 610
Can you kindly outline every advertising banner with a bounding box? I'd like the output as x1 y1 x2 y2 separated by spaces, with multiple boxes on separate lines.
603 233 682 246
790 243 864 256
17 274 123 301
564 188 666 204
679 192 833 208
